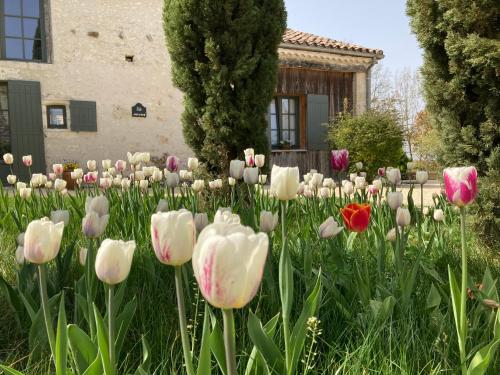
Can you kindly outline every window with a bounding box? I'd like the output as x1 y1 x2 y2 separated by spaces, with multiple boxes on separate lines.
0 0 45 61
0 83 10 155
269 96 299 149
47 105 67 129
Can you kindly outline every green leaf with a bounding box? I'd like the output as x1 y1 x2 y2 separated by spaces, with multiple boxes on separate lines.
134 336 151 375
346 232 357 251
247 311 284 374
448 266 462 339
426 283 441 310
93 304 114 375
369 296 396 323
0 365 25 375
279 242 294 321
68 324 97 374
29 293 60 354
115 297 137 359
245 313 280 375
56 293 68 375
209 319 227 375
467 310 500 375
82 354 103 375
196 303 212 375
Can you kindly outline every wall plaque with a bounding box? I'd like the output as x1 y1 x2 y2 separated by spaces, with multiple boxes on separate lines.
132 103 147 118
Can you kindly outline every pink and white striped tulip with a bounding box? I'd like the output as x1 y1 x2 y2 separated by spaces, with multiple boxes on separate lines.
115 159 126 172
24 218 64 264
22 155 32 167
52 164 64 175
83 172 98 184
151 209 196 266
443 167 478 207
166 155 180 172
244 148 255 167
330 149 349 172
192 222 268 309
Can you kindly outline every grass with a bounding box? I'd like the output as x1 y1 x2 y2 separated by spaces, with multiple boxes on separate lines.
0 187 499 374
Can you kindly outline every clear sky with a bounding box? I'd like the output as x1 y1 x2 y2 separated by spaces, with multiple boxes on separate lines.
283 0 423 72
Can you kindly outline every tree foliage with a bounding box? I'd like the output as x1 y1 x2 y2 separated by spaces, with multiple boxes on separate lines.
328 110 405 177
163 0 286 174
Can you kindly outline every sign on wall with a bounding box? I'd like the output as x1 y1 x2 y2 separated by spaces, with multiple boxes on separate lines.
132 103 147 118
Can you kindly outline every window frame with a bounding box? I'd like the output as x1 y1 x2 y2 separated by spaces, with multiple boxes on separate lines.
270 95 300 149
0 82 11 158
46 104 67 129
0 0 46 62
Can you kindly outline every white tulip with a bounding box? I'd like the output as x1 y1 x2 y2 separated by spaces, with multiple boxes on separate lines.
102 159 112 170
3 153 13 165
192 222 268 308
214 208 240 225
7 175 16 184
387 168 401 185
156 199 169 213
396 207 411 227
416 170 428 185
228 177 236 186
194 213 209 233
387 191 404 210
46 181 53 189
433 209 444 222
95 239 136 285
343 181 354 195
258 174 267 185
354 176 366 190
79 247 88 266
17 232 25 246
85 196 109 216
121 178 131 190
165 171 180 188
151 209 195 266
309 173 324 189
141 152 151 163
19 187 32 199
386 228 398 242
54 178 67 192
24 218 64 264
87 160 97 171
179 170 192 181
323 178 335 189
229 160 245 180
373 179 383 191
407 162 415 172
356 162 363 170
260 211 278 233
270 165 299 201
82 211 109 238
139 179 149 191
73 168 84 179
50 210 70 227
192 180 205 193
319 217 343 239
187 157 199 171
303 173 312 183
16 245 24 265
255 154 265 168
349 173 357 182
319 187 331 198
243 167 259 185
152 170 163 182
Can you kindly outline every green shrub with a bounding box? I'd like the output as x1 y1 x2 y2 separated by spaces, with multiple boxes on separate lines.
327 110 405 177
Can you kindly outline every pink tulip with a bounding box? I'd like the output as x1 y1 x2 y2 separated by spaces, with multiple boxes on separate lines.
166 155 180 172
330 150 349 172
115 159 126 172
443 166 478 207
83 172 98 184
22 155 32 167
368 185 379 196
378 167 385 177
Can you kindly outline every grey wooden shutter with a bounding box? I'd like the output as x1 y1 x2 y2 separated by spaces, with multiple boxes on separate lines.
7 80 46 180
70 100 97 131
266 104 272 150
307 94 329 151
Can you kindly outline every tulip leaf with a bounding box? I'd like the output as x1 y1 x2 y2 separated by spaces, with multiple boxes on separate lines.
29 293 60 354
0 365 24 375
289 272 322 375
209 319 227 375
448 267 462 339
82 354 103 375
245 312 280 375
247 311 284 374
425 283 442 310
196 303 212 375
115 296 137 359
68 324 97 373
279 240 294 322
55 292 68 375
134 336 151 375
346 232 357 252
468 310 500 375
93 304 114 375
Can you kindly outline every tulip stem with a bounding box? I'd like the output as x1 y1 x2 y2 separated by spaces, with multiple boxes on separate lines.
107 284 116 374
38 264 56 360
174 266 195 375
86 239 96 339
459 207 468 375
222 308 237 375
280 201 292 371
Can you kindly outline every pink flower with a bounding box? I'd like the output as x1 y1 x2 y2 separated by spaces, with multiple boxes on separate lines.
83 172 98 184
22 155 32 167
115 159 126 172
443 167 478 207
330 150 349 172
378 167 385 177
166 155 180 172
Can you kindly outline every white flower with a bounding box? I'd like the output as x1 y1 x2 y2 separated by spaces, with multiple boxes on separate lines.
243 167 259 185
319 217 343 239
270 165 299 201
416 170 428 185
187 157 199 171
95 239 136 285
7 175 16 185
260 211 278 233
229 160 245 180
255 154 265 168
387 168 401 185
24 218 64 264
50 210 70 227
387 191 403 210
214 208 240 225
192 180 205 193
433 209 444 222
396 207 411 227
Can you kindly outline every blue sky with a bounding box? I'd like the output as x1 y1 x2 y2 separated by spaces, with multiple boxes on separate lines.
284 0 423 72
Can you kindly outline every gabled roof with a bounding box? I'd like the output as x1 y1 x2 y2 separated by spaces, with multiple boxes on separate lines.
282 28 383 57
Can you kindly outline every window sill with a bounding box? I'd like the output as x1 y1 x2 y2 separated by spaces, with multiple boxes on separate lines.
271 149 307 153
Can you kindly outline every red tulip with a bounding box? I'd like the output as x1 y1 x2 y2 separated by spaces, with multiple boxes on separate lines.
340 203 371 232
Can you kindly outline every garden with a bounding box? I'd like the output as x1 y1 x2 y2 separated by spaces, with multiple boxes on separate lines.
0 150 499 374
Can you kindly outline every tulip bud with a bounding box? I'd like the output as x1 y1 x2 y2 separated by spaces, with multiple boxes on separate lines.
151 210 195 266
115 160 126 172
16 245 24 265
229 160 245 180
79 247 88 266
166 155 180 172
194 213 209 233
50 210 70 227
343 181 354 195
243 167 259 185
187 157 199 171
319 217 343 239
396 207 411 227
259 174 267 185
95 239 136 285
22 155 32 167
165 171 180 188
244 148 255 167
387 191 403 210
192 179 205 193
192 222 268 308
255 154 265 168
270 165 299 201
7 174 16 185
433 209 444 222
416 170 428 185
260 211 278 233
387 168 401 185
156 199 169 213
356 162 363 171
24 218 64 264
3 153 13 165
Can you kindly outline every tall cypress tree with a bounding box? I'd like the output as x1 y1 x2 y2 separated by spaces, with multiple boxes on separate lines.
407 0 499 240
164 0 286 174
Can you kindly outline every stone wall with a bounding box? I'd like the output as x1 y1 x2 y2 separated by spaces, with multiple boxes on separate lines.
0 0 190 171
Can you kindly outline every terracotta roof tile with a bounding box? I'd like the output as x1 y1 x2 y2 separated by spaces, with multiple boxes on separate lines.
282 29 383 56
